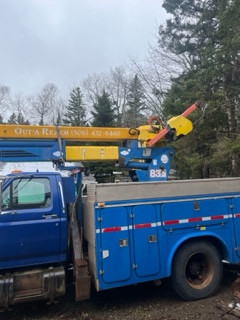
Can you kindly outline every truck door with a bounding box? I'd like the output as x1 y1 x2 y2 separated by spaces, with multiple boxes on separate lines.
0 176 62 269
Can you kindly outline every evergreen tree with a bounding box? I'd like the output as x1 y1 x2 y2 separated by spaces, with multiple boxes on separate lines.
8 112 29 124
91 90 115 127
124 74 146 128
17 112 29 124
8 113 17 124
90 90 116 181
159 0 240 177
63 87 87 126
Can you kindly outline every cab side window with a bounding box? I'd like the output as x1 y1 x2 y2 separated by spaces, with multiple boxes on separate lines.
2 178 52 211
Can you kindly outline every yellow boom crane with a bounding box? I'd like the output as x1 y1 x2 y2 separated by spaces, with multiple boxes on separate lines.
0 101 203 181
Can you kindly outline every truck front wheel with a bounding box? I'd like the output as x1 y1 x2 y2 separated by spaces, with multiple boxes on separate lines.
172 240 223 301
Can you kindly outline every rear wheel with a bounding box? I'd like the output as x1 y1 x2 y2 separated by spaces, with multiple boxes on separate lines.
172 241 223 301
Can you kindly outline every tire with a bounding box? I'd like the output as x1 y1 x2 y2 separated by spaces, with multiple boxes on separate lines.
172 240 223 301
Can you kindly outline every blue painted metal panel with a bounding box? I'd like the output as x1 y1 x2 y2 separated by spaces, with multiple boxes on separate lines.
231 198 240 258
99 207 132 283
161 198 231 231
0 173 66 270
0 140 65 162
62 176 76 204
132 205 160 277
0 138 174 182
119 141 174 181
95 192 238 291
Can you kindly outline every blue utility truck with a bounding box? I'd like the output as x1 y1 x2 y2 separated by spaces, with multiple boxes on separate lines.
0 102 237 308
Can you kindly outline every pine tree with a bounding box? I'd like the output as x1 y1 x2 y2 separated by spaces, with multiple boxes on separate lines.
17 112 29 124
8 113 17 124
8 112 29 124
91 90 115 127
90 90 116 181
63 87 87 126
124 75 146 128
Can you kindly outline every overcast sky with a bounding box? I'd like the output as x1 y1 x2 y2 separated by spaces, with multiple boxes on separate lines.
0 0 167 96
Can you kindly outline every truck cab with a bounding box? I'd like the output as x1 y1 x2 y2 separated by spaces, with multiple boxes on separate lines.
0 172 76 308
0 172 72 270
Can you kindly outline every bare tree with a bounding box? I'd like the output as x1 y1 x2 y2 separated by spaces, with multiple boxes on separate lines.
0 85 10 119
53 98 67 125
82 67 130 125
130 45 183 117
81 73 105 106
10 93 30 123
28 83 60 125
104 66 129 126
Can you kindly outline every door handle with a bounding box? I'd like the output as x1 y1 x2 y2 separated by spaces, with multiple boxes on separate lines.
42 214 58 219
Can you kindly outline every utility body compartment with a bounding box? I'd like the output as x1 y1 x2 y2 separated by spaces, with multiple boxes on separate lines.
83 178 240 291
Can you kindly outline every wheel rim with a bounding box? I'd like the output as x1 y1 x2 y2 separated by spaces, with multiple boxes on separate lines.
185 252 214 289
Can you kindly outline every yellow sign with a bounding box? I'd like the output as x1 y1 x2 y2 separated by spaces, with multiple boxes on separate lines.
0 125 135 141
66 146 119 161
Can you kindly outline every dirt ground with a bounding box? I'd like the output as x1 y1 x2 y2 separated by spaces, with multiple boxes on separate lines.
3 270 240 320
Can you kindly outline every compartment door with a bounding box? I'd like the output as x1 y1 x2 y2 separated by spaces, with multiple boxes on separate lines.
231 198 240 257
132 205 160 277
100 207 131 283
161 198 231 231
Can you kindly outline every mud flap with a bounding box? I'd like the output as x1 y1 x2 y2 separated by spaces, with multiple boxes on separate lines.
71 211 91 301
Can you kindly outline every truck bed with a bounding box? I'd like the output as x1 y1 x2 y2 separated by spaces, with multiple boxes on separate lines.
85 177 240 202
83 178 240 291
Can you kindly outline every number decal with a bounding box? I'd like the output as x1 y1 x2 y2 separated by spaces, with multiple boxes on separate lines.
150 169 167 178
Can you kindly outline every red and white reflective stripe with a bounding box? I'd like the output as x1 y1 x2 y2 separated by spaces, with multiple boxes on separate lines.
96 226 127 234
134 222 162 228
96 214 232 234
96 226 130 234
96 222 160 234
135 223 155 229
163 214 229 226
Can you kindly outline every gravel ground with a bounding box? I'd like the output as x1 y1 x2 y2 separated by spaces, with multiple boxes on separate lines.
2 271 240 320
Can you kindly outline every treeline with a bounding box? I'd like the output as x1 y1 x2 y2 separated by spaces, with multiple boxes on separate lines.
159 0 240 179
0 67 165 128
1 0 239 179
